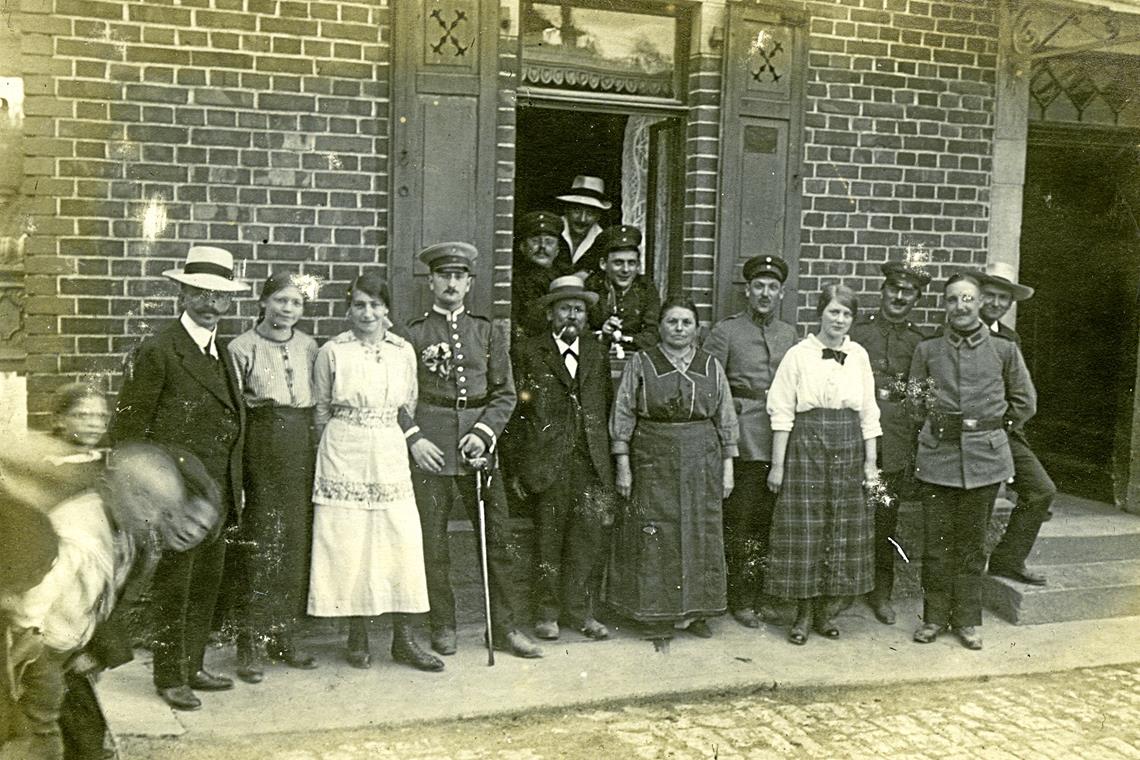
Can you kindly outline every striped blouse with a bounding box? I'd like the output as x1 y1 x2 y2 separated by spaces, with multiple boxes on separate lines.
227 327 319 409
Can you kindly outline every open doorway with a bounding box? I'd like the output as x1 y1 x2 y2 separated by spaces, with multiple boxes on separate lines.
515 104 684 292
1018 126 1140 505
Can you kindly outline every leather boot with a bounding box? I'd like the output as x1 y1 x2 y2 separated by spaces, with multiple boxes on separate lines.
788 600 811 645
391 614 444 672
345 617 371 669
235 632 264 684
813 596 839 638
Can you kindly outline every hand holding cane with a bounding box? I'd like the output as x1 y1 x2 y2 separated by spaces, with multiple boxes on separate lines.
465 453 495 666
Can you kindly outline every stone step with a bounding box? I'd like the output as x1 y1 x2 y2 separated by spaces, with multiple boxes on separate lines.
983 558 1140 625
1025 495 1140 565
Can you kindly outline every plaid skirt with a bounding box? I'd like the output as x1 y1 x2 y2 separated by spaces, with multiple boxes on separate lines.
764 408 874 600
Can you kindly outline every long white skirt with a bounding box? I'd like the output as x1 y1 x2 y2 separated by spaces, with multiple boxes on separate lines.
307 413 430 617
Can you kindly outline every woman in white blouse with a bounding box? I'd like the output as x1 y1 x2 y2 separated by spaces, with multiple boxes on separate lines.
764 283 882 645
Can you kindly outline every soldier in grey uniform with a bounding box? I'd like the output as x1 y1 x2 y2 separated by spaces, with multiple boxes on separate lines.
977 263 1055 586
401 242 543 660
848 260 930 625
908 273 1036 651
703 255 797 628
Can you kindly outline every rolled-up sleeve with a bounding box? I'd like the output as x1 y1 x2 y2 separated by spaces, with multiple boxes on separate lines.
856 347 883 440
766 349 799 432
711 357 739 457
609 353 644 455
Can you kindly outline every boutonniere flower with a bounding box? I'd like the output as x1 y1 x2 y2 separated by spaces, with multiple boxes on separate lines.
421 342 453 379
887 374 939 417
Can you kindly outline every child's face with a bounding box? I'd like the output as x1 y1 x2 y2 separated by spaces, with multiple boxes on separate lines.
59 395 110 448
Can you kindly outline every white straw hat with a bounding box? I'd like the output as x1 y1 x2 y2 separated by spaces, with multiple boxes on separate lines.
556 175 612 211
163 246 249 293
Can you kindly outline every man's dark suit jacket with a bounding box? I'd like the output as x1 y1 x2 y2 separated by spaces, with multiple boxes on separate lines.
109 320 244 518
513 331 614 494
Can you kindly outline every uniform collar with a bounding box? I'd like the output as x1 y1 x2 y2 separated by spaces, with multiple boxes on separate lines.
874 310 909 330
180 311 217 354
748 307 775 328
432 304 466 320
945 324 987 348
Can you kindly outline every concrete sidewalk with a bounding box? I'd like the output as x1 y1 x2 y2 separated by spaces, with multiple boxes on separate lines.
98 597 1140 740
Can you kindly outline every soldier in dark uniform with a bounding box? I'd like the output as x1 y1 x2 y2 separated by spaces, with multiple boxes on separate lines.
511 210 563 342
978 262 1055 586
400 242 543 659
909 273 1036 650
703 255 797 628
848 259 931 625
585 225 661 353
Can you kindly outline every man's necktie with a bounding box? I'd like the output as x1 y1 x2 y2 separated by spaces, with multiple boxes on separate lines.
205 337 218 360
822 348 847 365
563 348 578 379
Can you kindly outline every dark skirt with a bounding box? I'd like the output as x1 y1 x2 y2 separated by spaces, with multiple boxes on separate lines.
764 407 874 600
237 406 316 637
607 419 727 623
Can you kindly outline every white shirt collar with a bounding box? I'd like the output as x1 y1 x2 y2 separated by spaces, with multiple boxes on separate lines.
432 304 466 320
808 333 849 351
180 312 217 356
561 219 603 262
988 321 1001 333
553 334 580 355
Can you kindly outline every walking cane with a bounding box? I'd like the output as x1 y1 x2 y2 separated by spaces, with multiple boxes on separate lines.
467 454 496 666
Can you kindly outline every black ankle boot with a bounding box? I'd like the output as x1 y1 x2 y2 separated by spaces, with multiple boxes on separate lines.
788 600 811 645
391 615 444 672
813 596 840 638
345 617 371 669
235 632 265 684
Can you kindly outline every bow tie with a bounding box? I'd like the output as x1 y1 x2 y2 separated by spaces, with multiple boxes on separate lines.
822 348 847 365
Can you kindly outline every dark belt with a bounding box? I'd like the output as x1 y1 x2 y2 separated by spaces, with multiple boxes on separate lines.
729 386 767 402
929 414 1005 437
421 393 488 411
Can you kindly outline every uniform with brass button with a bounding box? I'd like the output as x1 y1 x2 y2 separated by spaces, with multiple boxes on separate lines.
400 242 543 660
848 259 931 625
703 254 796 628
908 273 1036 651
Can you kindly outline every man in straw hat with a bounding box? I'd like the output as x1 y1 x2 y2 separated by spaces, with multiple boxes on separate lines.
556 175 611 279
513 276 615 642
401 242 543 660
977 263 1055 586
849 256 932 625
109 245 247 710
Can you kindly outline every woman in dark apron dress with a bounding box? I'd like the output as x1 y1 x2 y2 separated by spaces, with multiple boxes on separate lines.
608 297 739 638
227 271 322 681
765 283 882 644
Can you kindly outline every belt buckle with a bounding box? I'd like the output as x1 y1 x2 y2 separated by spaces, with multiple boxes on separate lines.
877 388 890 401
962 418 978 430
455 396 468 411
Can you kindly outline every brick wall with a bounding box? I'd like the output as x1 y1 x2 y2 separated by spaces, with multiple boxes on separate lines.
681 52 724 318
797 0 998 327
20 0 391 426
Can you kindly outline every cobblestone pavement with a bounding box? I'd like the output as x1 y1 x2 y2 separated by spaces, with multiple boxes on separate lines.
120 664 1140 759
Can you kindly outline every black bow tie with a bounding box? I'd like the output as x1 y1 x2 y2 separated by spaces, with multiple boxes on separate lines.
822 348 847 365
562 348 577 360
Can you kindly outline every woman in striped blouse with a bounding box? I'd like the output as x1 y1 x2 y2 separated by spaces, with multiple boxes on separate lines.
227 271 322 682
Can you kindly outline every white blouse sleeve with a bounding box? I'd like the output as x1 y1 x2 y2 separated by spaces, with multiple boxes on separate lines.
312 343 334 427
766 345 800 432
854 345 882 440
